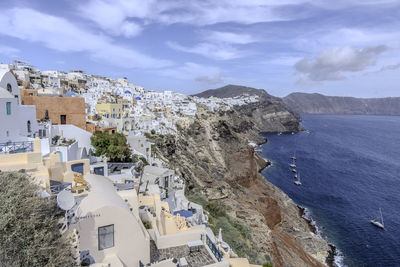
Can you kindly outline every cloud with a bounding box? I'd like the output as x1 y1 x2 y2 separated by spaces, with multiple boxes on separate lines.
203 31 259 44
0 44 19 57
195 72 224 85
377 63 400 72
77 0 156 37
0 8 171 69
158 62 222 81
78 0 312 28
167 41 247 60
294 45 388 81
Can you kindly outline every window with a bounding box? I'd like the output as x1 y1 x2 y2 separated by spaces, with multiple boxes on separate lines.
6 102 11 115
60 115 66 124
6 83 12 93
98 224 114 250
27 120 31 133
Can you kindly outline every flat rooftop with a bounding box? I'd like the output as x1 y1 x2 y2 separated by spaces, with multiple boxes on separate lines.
150 241 215 267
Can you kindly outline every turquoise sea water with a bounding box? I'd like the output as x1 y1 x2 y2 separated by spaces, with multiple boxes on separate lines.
261 115 400 267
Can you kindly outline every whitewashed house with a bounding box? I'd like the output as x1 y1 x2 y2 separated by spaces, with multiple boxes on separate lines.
0 70 38 144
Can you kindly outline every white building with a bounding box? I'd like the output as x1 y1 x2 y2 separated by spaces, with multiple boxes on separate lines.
0 70 38 144
71 174 151 266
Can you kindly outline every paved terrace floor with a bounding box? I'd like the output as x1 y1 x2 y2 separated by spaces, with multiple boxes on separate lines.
150 241 215 267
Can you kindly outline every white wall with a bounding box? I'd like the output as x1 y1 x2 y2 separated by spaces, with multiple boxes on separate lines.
73 206 151 266
0 71 38 143
0 97 20 142
52 125 93 152
0 71 20 102
18 105 39 137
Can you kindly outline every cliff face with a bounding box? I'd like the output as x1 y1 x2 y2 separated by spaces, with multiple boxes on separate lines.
194 84 302 133
155 100 330 266
284 92 400 115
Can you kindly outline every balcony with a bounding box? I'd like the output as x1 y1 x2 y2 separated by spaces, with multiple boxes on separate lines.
0 141 34 154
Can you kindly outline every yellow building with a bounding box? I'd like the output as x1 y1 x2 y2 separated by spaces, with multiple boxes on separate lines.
0 138 89 188
96 103 123 119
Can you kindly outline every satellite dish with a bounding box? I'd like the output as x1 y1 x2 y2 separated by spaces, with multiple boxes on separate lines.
57 190 75 211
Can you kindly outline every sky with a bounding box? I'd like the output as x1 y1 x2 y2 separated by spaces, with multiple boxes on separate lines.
0 0 399 97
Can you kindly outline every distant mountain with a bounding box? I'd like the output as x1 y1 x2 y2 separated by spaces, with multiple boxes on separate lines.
283 93 400 115
193 84 273 99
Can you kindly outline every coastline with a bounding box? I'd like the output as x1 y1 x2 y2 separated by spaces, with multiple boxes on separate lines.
297 205 340 267
258 135 340 267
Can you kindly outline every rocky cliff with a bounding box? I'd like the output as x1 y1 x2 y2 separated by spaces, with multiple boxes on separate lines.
284 92 400 115
153 86 331 266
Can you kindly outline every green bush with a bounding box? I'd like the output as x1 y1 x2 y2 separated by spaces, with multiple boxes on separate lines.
139 156 149 166
131 154 139 163
150 129 156 135
185 189 265 264
143 221 152 229
263 263 273 267
206 201 226 217
90 131 131 162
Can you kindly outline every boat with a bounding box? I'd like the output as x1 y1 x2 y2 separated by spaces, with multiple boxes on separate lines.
294 172 302 185
277 132 282 136
291 151 296 160
370 208 385 230
294 173 298 178
292 169 297 173
289 158 296 168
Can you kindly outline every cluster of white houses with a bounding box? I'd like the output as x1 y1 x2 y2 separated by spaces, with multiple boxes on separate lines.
0 61 264 266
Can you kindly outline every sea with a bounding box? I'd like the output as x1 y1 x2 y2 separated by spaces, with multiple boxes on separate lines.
260 114 400 267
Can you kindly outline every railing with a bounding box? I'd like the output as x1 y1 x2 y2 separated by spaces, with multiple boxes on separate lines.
0 141 34 154
206 234 222 262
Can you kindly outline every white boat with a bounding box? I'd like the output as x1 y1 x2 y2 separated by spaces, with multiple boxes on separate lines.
294 173 298 178
370 208 385 230
289 158 296 168
291 151 296 160
294 172 302 185
292 169 297 173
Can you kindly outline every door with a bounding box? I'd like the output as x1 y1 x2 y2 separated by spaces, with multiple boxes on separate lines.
60 114 66 124
71 163 84 174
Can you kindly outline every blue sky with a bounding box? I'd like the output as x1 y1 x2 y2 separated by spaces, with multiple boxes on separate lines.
0 0 399 97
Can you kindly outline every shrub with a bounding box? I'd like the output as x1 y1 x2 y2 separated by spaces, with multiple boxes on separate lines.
139 157 149 166
131 154 139 163
90 131 131 162
206 201 226 218
143 221 152 229
0 172 74 266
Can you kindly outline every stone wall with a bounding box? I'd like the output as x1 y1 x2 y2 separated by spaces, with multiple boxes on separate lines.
21 94 86 129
